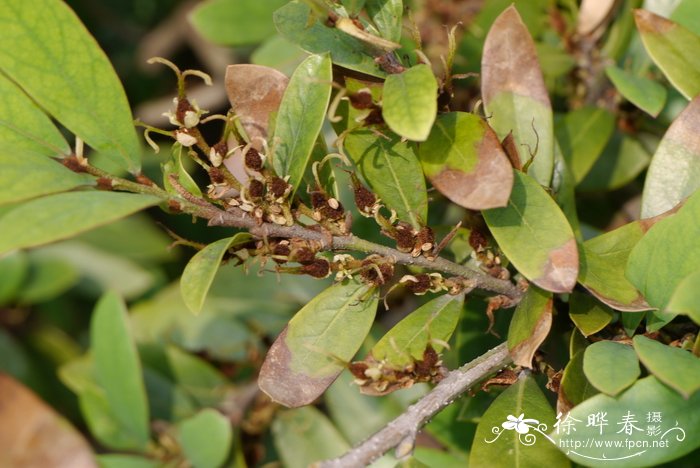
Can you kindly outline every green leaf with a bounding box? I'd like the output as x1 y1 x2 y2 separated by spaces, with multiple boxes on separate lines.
470 375 570 468
0 0 141 172
418 112 513 210
553 377 700 467
97 455 159 468
272 407 349 468
366 0 403 43
16 255 79 304
371 293 464 369
555 106 615 183
142 368 196 422
0 251 28 305
633 335 700 397
0 72 70 157
557 349 599 413
568 292 614 337
165 346 230 408
190 0 288 46
507 286 553 368
578 133 651 192
178 409 232 468
382 64 437 141
671 0 700 35
180 233 252 315
251 35 306 76
259 280 378 407
0 152 95 207
635 9 700 100
482 6 554 186
483 171 578 293
666 270 700 323
578 220 651 311
163 145 202 199
274 1 387 78
627 190 700 310
344 128 427 228
91 292 150 448
0 192 160 256
583 341 640 395
621 311 645 337
271 54 332 192
605 65 667 116
641 96 700 218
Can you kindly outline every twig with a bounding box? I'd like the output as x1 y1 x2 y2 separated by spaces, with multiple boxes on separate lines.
318 343 512 467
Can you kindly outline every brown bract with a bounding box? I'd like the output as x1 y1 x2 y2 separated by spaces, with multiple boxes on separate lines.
634 9 676 35
430 125 513 209
535 237 579 293
481 5 550 106
0 374 96 468
224 64 289 146
258 328 336 408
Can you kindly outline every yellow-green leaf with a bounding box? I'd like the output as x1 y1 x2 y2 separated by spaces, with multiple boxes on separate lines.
382 64 438 142
507 286 553 368
633 335 700 397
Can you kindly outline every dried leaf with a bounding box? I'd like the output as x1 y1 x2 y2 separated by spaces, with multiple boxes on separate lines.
419 112 513 210
0 374 96 468
506 286 553 368
481 5 554 186
224 64 288 147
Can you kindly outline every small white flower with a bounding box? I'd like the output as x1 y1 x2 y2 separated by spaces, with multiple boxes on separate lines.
175 130 197 147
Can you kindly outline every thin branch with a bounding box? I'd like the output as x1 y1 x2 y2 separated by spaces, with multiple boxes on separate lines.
68 157 522 300
318 343 512 467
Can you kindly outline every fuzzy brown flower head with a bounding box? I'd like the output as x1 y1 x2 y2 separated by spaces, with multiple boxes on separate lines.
311 191 344 220
176 97 194 123
349 89 373 110
272 242 291 264
413 346 439 377
403 273 431 294
244 147 263 171
348 361 369 379
209 166 225 184
248 179 265 199
269 176 291 199
291 246 316 265
414 226 435 255
302 258 331 278
364 108 384 126
359 258 395 286
354 184 377 213
469 228 488 252
394 222 416 252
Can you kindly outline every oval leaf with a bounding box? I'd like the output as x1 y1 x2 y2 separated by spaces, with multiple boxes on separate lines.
0 0 141 172
91 291 150 448
470 375 570 467
605 65 667 117
272 54 332 192
272 407 349 468
178 409 232 468
224 64 288 146
641 95 700 218
0 374 96 468
568 292 614 337
627 190 700 311
259 280 378 407
666 270 700 324
366 0 403 43
553 377 700 467
0 152 94 207
190 0 288 46
371 293 464 369
482 5 554 186
180 233 252 315
557 350 599 415
507 286 553 368
483 171 578 293
0 192 160 256
274 1 387 78
635 9 700 100
555 106 615 184
633 335 700 397
578 220 652 311
419 112 513 210
382 64 437 141
344 128 427 228
0 73 70 157
583 341 640 395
